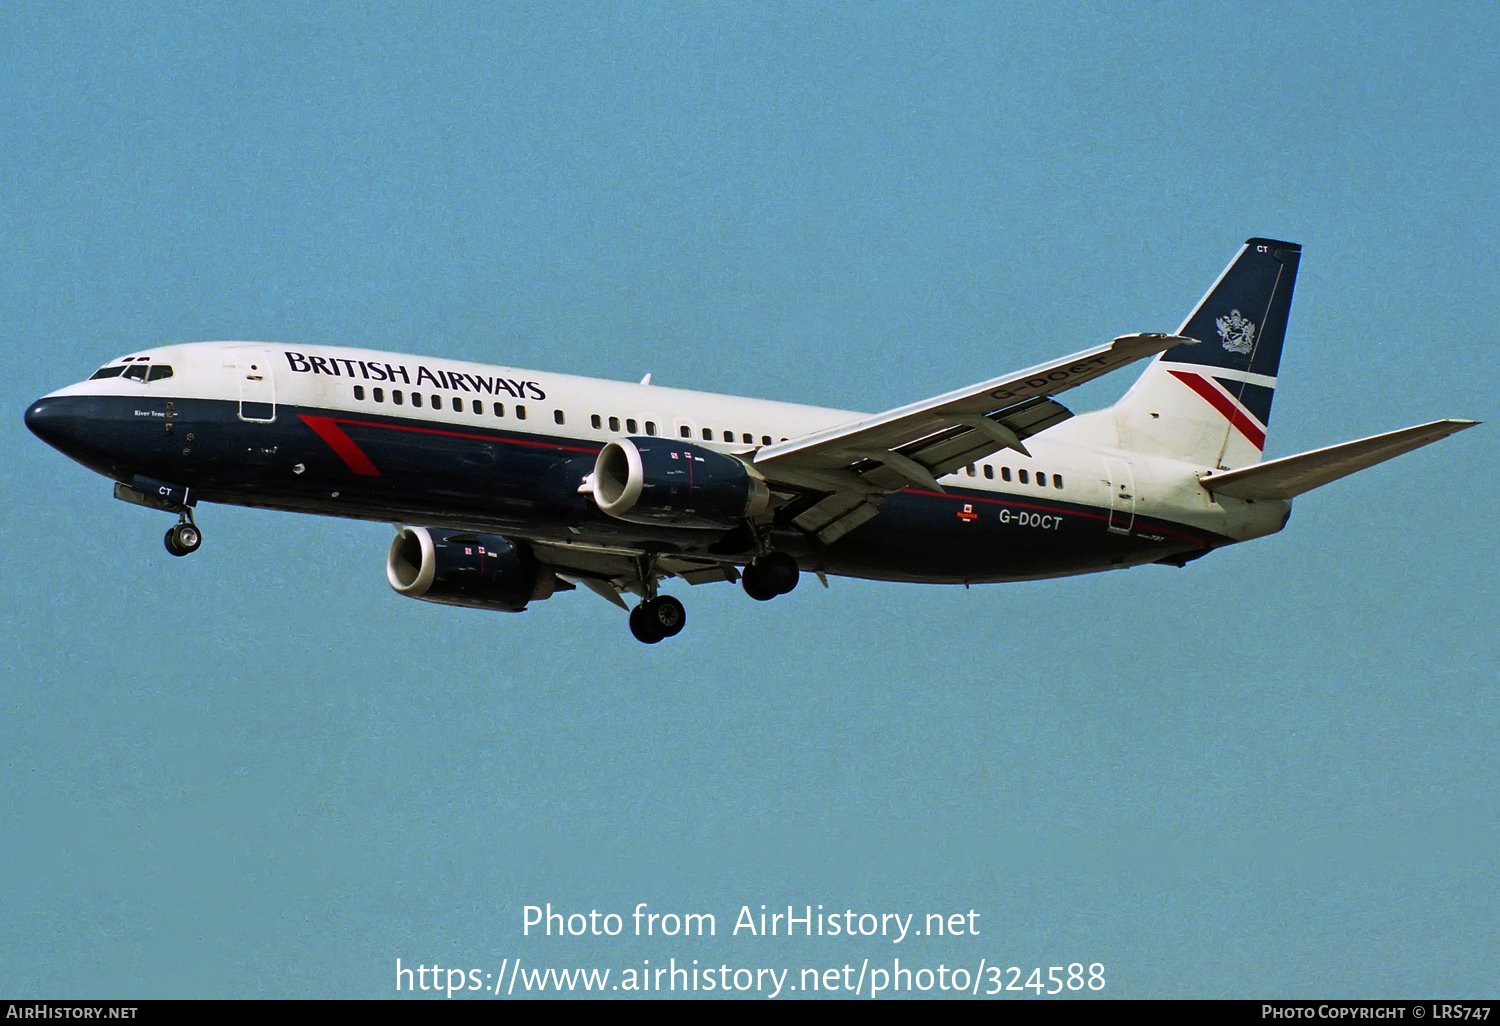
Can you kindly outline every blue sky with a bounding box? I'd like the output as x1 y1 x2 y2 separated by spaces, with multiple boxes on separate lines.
2 1 1495 999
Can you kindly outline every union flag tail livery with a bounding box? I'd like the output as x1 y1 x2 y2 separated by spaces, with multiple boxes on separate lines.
24 237 1477 643
1112 238 1300 469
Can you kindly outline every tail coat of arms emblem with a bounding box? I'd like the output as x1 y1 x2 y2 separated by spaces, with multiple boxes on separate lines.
1216 309 1256 354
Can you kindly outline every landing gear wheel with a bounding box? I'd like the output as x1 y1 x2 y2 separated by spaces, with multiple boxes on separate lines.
164 521 202 557
741 563 778 601
629 605 663 644
629 596 687 643
757 552 799 595
742 553 798 600
647 595 686 637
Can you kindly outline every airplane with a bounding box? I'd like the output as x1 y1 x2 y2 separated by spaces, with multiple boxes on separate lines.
24 238 1478 643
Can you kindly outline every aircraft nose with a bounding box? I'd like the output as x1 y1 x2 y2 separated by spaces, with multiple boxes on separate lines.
25 396 89 452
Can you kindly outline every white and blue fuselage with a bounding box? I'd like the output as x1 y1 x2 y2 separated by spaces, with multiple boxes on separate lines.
25 239 1471 642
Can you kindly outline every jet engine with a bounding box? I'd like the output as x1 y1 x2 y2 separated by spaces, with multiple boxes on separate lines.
386 527 560 612
588 437 770 529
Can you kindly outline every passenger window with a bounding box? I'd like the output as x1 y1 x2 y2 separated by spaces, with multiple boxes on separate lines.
645 421 657 436
374 388 384 403
702 428 712 441
609 416 620 432
353 385 365 401
473 400 482 415
1019 469 1029 484
1055 474 1064 489
433 394 442 409
393 390 404 405
741 433 752 444
591 414 602 429
627 419 638 433
680 426 691 439
516 406 527 420
554 409 565 425
983 465 994 479
493 403 504 417
451 396 462 412
762 435 772 446
412 393 423 408
723 430 733 442
1001 467 1011 482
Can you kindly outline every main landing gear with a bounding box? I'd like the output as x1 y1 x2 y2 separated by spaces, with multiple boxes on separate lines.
625 552 801 643
164 512 202 557
741 552 799 601
629 595 687 645
627 553 688 645
620 550 803 644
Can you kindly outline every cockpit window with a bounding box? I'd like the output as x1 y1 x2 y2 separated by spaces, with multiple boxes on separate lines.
90 363 174 382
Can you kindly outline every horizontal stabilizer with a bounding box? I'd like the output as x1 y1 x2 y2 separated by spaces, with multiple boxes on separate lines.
1200 419 1479 500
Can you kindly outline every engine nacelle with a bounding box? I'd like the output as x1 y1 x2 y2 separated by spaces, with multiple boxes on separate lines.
386 527 558 612
589 437 770 529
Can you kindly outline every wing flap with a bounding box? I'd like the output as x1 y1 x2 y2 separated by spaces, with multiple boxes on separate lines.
790 492 885 542
1200 419 1479 500
899 396 1075 476
529 543 740 605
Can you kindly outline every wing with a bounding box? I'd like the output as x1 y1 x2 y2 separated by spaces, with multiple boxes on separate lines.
751 333 1192 542
1199 419 1479 500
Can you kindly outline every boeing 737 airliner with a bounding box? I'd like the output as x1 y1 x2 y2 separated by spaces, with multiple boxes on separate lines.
25 239 1477 642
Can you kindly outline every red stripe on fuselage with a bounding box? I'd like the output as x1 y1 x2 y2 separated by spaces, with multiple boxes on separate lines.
1168 370 1267 449
299 412 602 477
299 415 382 476
316 415 599 454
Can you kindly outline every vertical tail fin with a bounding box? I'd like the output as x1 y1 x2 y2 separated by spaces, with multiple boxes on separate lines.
1112 238 1301 469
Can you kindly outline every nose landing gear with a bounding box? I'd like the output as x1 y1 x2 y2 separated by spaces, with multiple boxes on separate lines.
112 477 204 557
164 513 202 557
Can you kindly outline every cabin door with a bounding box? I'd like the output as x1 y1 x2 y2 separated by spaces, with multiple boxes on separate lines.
231 347 277 423
1103 457 1135 535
